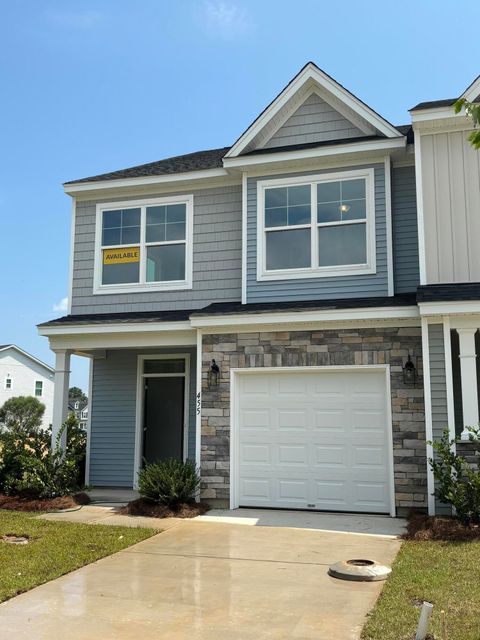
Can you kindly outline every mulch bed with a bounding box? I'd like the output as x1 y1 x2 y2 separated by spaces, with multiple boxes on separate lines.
118 498 210 519
0 492 91 512
403 512 480 541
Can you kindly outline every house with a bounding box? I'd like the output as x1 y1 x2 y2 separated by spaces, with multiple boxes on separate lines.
38 62 480 516
0 344 54 428
68 398 88 430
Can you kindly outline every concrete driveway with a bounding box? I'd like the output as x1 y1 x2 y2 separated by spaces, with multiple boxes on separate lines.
0 517 401 639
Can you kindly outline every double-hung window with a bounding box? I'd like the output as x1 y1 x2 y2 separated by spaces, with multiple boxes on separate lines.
258 169 375 280
95 195 193 293
35 381 43 397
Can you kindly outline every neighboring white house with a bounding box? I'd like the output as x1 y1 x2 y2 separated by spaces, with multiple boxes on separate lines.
0 345 54 429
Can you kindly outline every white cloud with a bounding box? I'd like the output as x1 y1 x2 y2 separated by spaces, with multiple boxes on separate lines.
202 1 253 39
53 297 68 313
46 9 103 29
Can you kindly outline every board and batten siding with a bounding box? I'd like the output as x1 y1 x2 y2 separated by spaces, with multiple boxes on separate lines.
421 130 480 284
89 347 196 487
71 184 242 315
246 164 388 303
262 93 365 149
392 165 420 293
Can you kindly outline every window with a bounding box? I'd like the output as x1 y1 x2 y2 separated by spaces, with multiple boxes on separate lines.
35 381 43 397
258 169 375 280
95 196 193 293
5 378 12 390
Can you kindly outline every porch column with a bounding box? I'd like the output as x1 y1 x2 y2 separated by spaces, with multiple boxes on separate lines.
457 328 479 440
51 349 71 450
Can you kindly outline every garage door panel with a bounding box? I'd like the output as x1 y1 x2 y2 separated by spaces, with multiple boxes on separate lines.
237 370 391 513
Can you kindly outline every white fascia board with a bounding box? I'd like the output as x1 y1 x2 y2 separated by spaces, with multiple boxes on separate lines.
0 345 55 373
226 64 400 158
419 300 480 317
63 168 230 195
190 305 420 329
223 137 406 170
38 321 193 337
410 106 459 124
47 331 197 352
461 74 480 102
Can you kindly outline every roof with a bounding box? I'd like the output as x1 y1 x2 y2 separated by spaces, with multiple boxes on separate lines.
39 308 195 327
0 344 54 373
410 98 457 112
417 283 480 302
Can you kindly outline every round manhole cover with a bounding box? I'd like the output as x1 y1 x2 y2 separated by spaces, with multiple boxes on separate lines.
1 535 29 545
328 559 391 581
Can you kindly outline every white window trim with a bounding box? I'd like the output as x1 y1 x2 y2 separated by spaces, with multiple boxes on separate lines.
256 168 376 281
35 380 43 397
93 194 194 295
5 378 12 390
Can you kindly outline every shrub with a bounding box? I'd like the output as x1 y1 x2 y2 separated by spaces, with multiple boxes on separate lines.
0 396 45 435
429 427 480 525
0 414 87 499
138 458 200 506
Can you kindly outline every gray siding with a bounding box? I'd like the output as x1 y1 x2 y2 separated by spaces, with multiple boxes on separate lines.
428 323 451 514
89 347 196 487
392 166 420 293
263 93 365 149
246 164 388 303
72 184 242 315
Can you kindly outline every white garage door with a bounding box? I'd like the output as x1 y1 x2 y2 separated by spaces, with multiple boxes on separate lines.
235 369 392 514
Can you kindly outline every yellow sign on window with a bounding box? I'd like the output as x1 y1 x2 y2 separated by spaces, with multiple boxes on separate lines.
103 247 140 265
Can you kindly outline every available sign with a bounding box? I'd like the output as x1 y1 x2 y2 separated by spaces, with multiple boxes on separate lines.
103 247 140 264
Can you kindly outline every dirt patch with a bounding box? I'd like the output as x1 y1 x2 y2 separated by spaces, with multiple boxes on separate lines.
118 498 210 519
403 512 480 541
0 492 91 512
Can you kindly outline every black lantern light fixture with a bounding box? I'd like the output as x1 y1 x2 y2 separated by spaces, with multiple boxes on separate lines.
403 353 417 386
208 359 220 389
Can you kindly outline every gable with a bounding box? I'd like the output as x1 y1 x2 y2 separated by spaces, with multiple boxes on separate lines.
262 92 367 150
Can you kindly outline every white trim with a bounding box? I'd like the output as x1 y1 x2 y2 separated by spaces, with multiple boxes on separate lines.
414 133 427 284
0 344 54 373
223 137 406 170
421 317 436 515
410 106 456 123
229 364 396 516
133 353 191 487
384 156 394 296
241 172 248 304
93 194 193 295
84 356 94 485
225 63 401 158
67 198 76 315
39 321 193 336
442 316 456 450
191 305 420 329
64 168 229 194
195 330 202 498
462 74 480 102
256 168 376 282
419 300 480 317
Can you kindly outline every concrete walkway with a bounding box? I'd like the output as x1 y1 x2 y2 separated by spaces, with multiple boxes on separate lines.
1 517 401 639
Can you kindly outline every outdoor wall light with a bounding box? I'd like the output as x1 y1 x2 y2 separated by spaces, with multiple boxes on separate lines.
208 359 220 389
403 354 417 386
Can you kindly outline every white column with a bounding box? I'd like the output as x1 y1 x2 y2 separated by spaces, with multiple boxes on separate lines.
51 350 71 450
457 328 479 440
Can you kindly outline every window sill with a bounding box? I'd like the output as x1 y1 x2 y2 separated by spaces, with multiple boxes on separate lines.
93 281 192 295
257 264 376 282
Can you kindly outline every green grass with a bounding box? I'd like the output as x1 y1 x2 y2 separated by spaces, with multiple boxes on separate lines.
362 540 480 640
0 510 158 603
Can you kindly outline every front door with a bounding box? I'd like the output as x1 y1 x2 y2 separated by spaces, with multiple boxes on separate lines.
143 376 185 464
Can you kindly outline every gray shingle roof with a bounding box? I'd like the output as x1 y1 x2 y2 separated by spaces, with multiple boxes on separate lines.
410 98 457 112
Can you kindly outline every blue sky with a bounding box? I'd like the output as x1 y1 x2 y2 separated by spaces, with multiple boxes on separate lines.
0 0 478 391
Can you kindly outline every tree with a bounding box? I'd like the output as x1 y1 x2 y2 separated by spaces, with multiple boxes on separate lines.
68 386 87 402
0 396 45 435
454 98 480 149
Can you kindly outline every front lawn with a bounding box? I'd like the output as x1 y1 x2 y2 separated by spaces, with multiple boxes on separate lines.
362 540 480 640
0 511 157 603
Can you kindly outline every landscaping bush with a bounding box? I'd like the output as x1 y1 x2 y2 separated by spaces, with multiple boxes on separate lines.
429 427 480 525
0 413 87 499
0 396 45 435
138 458 200 506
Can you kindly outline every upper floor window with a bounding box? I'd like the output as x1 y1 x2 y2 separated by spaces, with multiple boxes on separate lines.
35 381 43 397
95 195 193 294
257 169 376 281
5 378 12 390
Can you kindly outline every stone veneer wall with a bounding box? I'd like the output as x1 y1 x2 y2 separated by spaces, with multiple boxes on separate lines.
201 327 426 514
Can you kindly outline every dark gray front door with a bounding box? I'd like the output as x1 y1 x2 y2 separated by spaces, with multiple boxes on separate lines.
143 377 185 464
